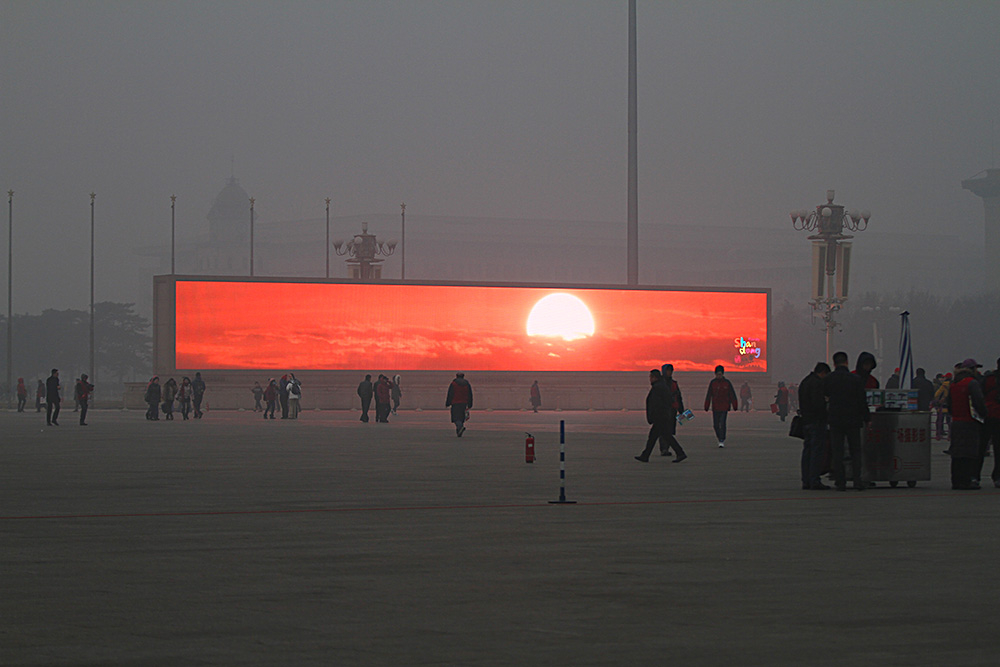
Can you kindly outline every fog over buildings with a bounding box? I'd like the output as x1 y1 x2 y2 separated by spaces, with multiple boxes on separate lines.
1 1 998 317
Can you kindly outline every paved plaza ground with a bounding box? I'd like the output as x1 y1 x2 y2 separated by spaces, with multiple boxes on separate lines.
2 407 998 666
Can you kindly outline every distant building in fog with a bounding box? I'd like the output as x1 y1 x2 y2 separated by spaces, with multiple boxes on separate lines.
961 168 1000 288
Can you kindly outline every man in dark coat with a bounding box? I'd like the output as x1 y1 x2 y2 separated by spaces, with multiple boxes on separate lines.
278 374 289 419
636 368 687 463
825 351 871 491
192 372 206 418
45 368 61 426
375 375 392 423
144 376 161 421
445 372 473 436
357 374 374 422
704 365 738 447
911 367 935 412
799 362 831 490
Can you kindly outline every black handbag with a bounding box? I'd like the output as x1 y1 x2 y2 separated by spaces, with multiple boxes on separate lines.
788 413 805 439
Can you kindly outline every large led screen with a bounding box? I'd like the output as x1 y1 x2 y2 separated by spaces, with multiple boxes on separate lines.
173 280 767 372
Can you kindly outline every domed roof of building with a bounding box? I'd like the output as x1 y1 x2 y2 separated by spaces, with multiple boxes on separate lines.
207 177 250 243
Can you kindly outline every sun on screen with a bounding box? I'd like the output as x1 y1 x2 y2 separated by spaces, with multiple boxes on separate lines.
526 293 596 341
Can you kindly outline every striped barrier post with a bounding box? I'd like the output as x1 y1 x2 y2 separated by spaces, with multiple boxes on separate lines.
549 420 576 504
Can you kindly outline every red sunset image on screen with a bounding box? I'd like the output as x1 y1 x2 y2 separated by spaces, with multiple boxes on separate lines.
174 281 767 372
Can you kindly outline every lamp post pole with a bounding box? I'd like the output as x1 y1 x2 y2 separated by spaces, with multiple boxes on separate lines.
6 190 12 408
400 202 406 280
249 197 255 277
89 192 96 381
791 190 870 361
170 195 176 274
325 198 331 278
627 0 638 285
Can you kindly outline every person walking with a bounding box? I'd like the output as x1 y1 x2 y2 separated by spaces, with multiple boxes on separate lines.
357 374 373 422
704 365 738 447
144 376 161 421
251 382 264 412
446 372 473 436
44 369 61 426
161 378 177 420
636 368 687 463
739 381 752 412
263 378 278 420
530 380 542 412
75 374 94 426
825 351 871 491
191 372 206 418
658 363 687 459
798 362 831 490
947 359 987 490
774 381 790 422
35 379 44 412
177 377 192 420
390 374 402 415
16 377 27 412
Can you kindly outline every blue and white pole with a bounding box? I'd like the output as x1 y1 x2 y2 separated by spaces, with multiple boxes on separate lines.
549 420 577 504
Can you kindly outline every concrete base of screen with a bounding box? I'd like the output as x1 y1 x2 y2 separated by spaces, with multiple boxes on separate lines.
125 371 773 412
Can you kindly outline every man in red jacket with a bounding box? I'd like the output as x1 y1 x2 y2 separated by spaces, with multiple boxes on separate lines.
446 373 473 437
705 365 738 448
948 359 987 490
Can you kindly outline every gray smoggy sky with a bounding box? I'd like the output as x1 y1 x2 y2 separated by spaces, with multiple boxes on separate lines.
1 0 998 313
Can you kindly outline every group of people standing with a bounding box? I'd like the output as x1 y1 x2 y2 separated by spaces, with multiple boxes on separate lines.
356 374 401 423
797 352 1000 491
143 373 205 421
252 374 302 420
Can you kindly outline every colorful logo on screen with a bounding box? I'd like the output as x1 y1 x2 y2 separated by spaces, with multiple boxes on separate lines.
734 336 762 364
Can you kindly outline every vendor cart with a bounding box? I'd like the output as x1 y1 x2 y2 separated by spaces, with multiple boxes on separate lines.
862 410 932 487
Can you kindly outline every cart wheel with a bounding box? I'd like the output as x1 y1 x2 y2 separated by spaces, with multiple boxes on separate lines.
907 480 917 488
889 481 898 488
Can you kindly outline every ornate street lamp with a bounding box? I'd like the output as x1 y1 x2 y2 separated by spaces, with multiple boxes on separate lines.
790 190 871 360
333 222 397 280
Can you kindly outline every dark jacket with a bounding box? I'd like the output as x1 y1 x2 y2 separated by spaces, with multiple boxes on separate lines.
46 375 61 402
824 365 870 429
704 377 738 412
853 352 880 389
798 372 827 426
446 378 473 408
983 371 1000 420
912 373 935 412
357 380 373 401
192 376 206 398
646 379 674 424
145 382 161 404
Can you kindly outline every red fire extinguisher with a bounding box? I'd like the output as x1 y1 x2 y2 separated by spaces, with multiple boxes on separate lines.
525 432 535 463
